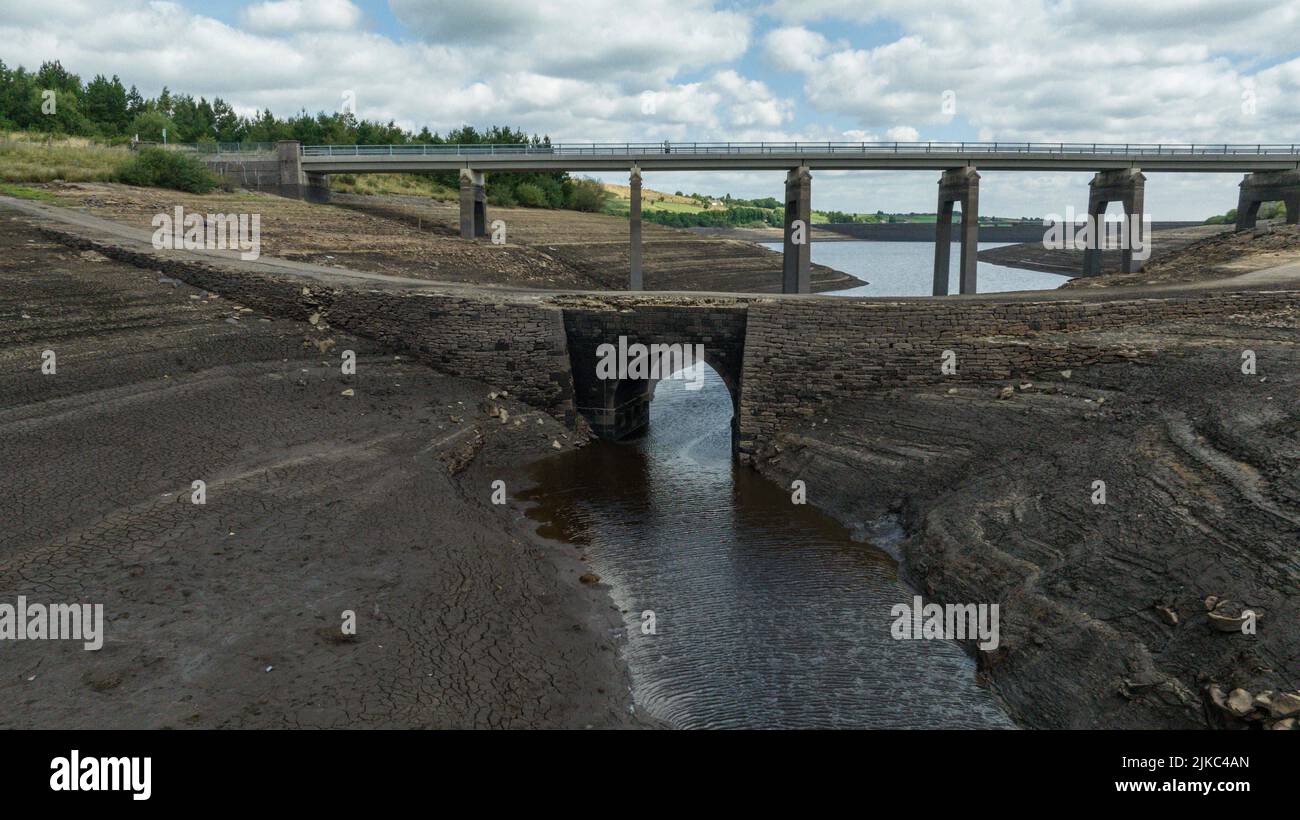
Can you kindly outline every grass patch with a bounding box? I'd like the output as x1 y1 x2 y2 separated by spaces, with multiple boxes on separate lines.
0 183 61 202
0 132 130 183
330 172 459 200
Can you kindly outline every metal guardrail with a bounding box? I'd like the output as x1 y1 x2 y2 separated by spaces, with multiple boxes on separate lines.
301 141 1300 157
169 142 278 155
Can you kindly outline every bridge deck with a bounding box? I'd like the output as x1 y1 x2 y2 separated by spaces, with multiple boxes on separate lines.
298 142 1300 173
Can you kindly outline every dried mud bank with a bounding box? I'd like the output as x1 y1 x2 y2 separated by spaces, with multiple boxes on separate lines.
16 203 1300 730
0 212 639 728
749 308 1300 729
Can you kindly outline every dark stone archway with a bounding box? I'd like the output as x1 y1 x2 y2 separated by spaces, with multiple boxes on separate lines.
561 304 747 441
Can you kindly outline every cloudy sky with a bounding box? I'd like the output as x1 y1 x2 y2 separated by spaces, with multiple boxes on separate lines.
3 0 1299 217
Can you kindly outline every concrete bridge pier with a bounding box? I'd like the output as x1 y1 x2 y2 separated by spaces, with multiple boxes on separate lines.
932 167 980 295
629 165 643 290
1083 169 1146 276
1235 171 1300 231
459 169 487 239
782 166 812 294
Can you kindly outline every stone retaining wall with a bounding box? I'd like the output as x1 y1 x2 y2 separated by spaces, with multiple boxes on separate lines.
40 228 574 422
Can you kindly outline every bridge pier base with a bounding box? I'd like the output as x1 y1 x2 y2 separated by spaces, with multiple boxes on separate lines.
459 170 487 239
304 172 331 204
629 166 643 290
1083 169 1145 276
782 166 812 294
1235 171 1300 231
932 167 980 295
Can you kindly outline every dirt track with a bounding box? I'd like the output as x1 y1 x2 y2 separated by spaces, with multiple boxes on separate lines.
16 182 859 293
0 211 640 729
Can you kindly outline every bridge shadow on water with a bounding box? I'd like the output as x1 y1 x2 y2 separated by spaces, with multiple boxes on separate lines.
519 362 1014 729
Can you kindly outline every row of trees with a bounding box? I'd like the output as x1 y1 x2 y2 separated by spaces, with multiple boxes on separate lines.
1205 202 1287 224
0 59 490 146
0 59 614 210
643 205 784 229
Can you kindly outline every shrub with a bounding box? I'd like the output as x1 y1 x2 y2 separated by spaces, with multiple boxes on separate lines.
567 177 610 212
116 146 216 193
513 181 550 208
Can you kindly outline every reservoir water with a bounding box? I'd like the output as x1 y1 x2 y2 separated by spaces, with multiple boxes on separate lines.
759 239 1070 296
519 242 1053 728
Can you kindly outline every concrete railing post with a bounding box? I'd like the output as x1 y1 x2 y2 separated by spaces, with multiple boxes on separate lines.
782 166 812 294
629 165 643 290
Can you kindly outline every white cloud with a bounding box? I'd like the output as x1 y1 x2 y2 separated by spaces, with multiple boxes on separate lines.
760 3 1300 146
241 0 362 32
389 0 751 86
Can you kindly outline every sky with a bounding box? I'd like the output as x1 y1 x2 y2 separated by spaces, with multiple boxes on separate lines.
3 0 1299 218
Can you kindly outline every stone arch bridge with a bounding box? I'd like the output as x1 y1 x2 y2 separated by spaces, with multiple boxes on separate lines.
560 302 747 439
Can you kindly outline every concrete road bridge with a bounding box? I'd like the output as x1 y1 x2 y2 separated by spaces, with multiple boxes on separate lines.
208 140 1300 296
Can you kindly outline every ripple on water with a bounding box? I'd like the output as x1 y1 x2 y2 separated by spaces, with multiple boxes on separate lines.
521 365 1014 729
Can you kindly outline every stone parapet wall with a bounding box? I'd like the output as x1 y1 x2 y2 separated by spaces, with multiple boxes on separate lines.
735 292 1300 457
33 220 1300 463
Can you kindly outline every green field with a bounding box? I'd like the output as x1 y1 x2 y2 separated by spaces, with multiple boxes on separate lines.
0 132 131 183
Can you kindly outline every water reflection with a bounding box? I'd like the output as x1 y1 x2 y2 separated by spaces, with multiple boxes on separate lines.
520 364 1013 729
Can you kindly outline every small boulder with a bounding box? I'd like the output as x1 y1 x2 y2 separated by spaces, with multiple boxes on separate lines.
1268 692 1300 719
1226 688 1254 717
1154 604 1178 626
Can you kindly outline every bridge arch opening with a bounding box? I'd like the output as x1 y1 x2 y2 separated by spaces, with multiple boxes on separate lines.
580 351 737 441
560 305 748 443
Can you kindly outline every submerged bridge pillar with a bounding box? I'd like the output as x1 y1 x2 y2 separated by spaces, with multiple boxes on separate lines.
1235 171 1300 231
459 169 487 239
1083 169 1145 277
932 167 980 295
782 166 812 294
629 165 643 290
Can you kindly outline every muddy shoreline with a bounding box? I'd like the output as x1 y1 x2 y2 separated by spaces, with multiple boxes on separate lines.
748 311 1299 729
0 209 643 728
5 191 1295 731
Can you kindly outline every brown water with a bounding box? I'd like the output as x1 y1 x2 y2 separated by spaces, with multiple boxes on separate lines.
520 365 1014 729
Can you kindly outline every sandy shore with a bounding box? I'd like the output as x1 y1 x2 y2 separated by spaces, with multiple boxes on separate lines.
0 210 642 728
